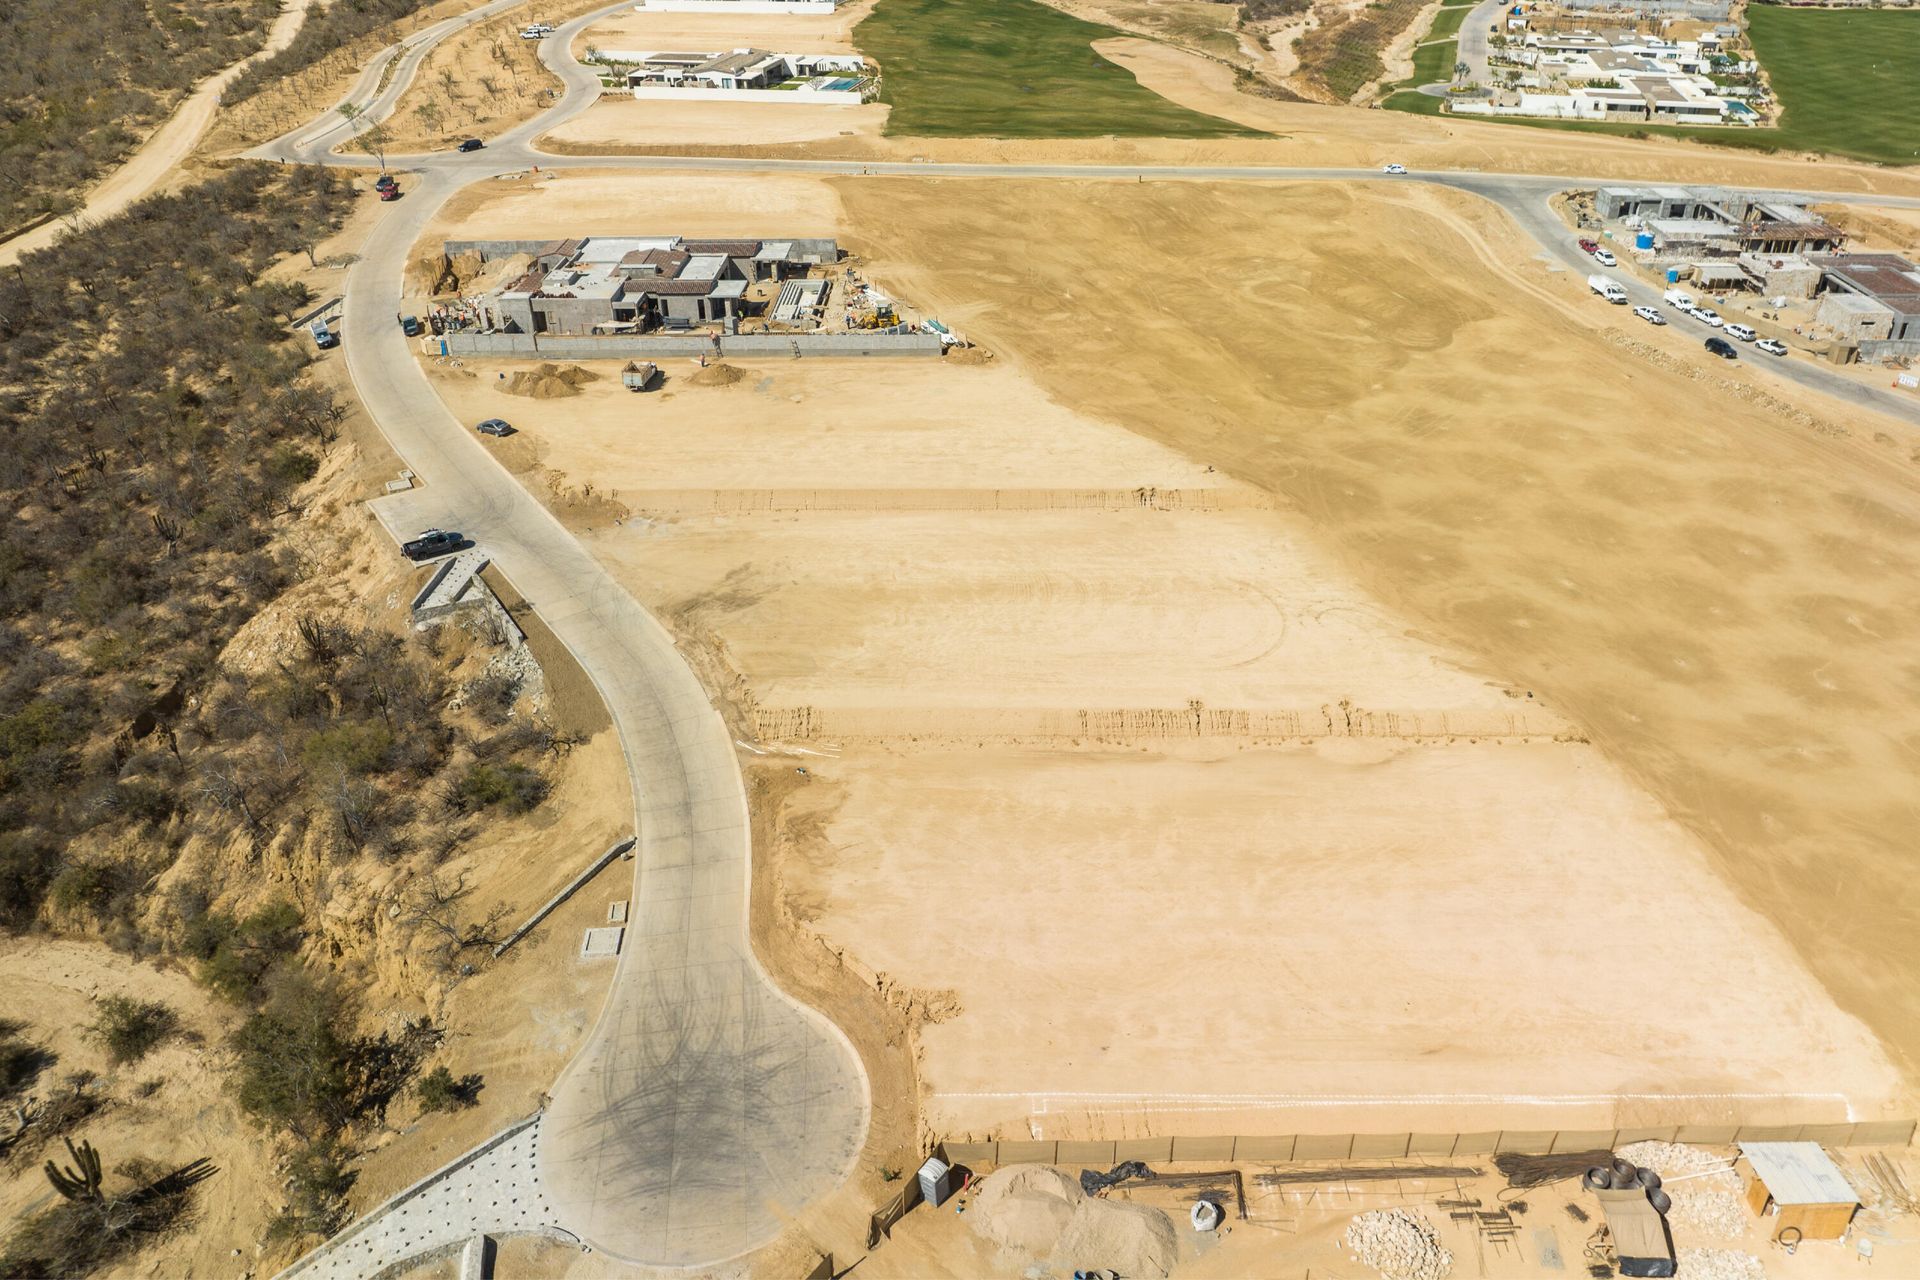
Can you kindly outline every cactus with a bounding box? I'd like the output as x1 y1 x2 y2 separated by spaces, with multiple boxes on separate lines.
44 1136 103 1202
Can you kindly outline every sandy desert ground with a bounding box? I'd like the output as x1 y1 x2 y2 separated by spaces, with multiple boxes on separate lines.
414 169 1919 1146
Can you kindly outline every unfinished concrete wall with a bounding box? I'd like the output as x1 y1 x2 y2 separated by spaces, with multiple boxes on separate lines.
441 332 943 358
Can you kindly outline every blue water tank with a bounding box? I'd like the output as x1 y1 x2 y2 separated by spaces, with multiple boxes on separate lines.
1667 268 1679 283
1636 231 1655 250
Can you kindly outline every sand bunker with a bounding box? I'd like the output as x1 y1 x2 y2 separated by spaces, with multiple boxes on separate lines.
501 363 601 399
688 361 744 387
967 1166 1176 1278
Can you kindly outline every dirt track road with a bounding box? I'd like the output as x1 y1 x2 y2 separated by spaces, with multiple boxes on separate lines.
0 0 317 268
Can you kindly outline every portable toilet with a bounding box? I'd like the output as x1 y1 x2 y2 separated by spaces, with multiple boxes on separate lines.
1636 231 1655 250
1666 268 1680 283
918 1155 956 1208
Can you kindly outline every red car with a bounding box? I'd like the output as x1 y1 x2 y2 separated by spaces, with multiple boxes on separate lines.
379 184 400 201
1578 237 1599 254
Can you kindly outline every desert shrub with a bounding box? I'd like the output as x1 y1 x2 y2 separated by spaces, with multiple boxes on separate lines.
267 444 320 487
270 1138 356 1243
86 997 179 1066
48 857 141 927
301 721 395 776
0 831 59 929
230 970 353 1138
0 1142 207 1277
415 1064 483 1113
0 1019 54 1099
446 763 547 815
186 900 303 1002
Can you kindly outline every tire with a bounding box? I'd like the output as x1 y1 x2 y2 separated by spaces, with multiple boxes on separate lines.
1584 1168 1613 1191
1612 1159 1638 1183
1648 1189 1672 1215
1636 1168 1662 1191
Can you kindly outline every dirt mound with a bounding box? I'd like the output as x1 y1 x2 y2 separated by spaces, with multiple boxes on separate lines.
501 362 601 399
968 1165 1081 1257
689 361 744 387
1052 1197 1177 1279
945 345 993 366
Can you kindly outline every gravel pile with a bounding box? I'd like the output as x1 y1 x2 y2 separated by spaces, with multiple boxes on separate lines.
1345 1208 1454 1280
1669 1188 1748 1239
1617 1141 1737 1182
1676 1246 1765 1280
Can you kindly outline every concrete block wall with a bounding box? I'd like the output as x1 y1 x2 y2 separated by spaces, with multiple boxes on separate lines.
442 332 943 359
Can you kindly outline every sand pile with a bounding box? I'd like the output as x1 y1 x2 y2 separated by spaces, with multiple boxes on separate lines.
945 345 993 366
966 1166 1177 1278
969 1166 1081 1256
1345 1209 1453 1280
688 361 744 387
1052 1196 1177 1278
501 363 601 399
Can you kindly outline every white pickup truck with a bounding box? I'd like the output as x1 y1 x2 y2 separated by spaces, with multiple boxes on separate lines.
1588 274 1629 304
1663 288 1694 310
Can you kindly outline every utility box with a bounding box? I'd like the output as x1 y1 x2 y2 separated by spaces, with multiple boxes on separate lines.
918 1156 956 1208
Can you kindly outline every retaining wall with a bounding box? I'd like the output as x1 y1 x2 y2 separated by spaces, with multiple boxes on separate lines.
441 332 943 359
628 85 864 104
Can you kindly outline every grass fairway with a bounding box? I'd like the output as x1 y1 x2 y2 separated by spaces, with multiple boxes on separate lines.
855 0 1262 137
1746 6 1920 165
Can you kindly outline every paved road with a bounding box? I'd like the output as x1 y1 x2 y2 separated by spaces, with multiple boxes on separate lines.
0 0 318 268
351 166 869 1268
246 6 1920 1269
1454 0 1510 90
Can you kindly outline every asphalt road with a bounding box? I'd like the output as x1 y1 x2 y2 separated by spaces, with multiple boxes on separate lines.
250 9 1920 1268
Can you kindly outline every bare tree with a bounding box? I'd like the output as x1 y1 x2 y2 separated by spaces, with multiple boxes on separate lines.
397 871 511 971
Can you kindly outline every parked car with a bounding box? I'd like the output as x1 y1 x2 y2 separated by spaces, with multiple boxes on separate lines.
1587 274 1628 304
1578 238 1599 254
1633 305 1666 326
1663 288 1694 310
519 23 553 37
379 183 400 201
375 172 397 191
1593 249 1617 267
309 320 339 350
399 315 421 336
1694 309 1724 328
1382 163 1408 175
1755 338 1790 357
1705 337 1737 359
402 529 466 560
1723 323 1757 342
457 138 484 152
476 418 515 437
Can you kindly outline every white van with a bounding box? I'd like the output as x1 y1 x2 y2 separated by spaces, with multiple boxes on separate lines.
1662 288 1694 309
1724 323 1757 342
1588 274 1628 304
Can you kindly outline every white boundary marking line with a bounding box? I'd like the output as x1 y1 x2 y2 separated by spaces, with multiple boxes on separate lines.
934 1091 1858 1121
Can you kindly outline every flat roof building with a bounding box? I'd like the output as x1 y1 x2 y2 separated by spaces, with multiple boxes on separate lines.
1811 252 1920 341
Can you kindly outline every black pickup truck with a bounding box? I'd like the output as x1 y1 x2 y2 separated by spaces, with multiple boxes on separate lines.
402 529 467 561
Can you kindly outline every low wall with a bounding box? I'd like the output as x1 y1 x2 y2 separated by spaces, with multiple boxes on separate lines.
1859 337 1920 361
937 1120 1918 1170
640 0 838 11
628 86 864 104
441 332 943 359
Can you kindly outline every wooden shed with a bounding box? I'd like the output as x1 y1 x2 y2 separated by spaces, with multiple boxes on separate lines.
1736 1141 1860 1240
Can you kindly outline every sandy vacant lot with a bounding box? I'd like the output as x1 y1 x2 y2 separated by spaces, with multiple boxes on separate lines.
426 169 845 243
415 169 1917 1145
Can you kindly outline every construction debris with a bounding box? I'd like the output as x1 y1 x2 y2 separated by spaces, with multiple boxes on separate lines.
1669 1188 1748 1239
1080 1160 1155 1196
1860 1151 1918 1215
1495 1150 1611 1191
1675 1246 1765 1280
1345 1208 1455 1280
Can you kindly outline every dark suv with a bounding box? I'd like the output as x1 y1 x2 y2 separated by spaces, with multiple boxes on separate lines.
401 529 466 561
457 138 484 152
1704 337 1737 360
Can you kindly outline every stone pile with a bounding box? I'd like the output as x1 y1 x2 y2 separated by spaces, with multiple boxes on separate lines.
1344 1208 1453 1280
1617 1141 1737 1182
1676 1246 1765 1280
1669 1188 1748 1239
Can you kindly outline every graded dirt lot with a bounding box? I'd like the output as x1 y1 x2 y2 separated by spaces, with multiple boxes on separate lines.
414 169 1918 1145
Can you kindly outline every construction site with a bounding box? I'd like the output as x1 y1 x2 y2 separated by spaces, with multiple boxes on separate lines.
412 168 1920 1230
